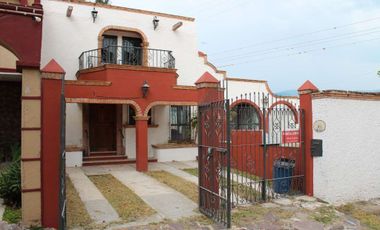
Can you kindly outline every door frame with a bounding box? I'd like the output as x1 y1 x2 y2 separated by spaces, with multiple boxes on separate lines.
82 104 124 156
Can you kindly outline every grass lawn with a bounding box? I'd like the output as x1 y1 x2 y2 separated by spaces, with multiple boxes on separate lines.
181 167 261 203
89 174 155 222
310 206 338 224
337 203 380 230
146 170 198 203
182 168 198 177
2 206 21 224
66 176 92 228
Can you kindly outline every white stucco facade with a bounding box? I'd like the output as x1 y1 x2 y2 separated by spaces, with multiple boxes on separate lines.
41 0 225 158
312 97 380 204
41 0 298 163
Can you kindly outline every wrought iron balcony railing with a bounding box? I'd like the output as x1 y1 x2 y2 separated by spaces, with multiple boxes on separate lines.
79 46 175 70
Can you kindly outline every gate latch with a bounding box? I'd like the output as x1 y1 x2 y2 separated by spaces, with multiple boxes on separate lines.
207 147 213 158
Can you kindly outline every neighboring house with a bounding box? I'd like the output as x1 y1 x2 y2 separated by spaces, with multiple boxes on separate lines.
40 0 299 168
0 0 300 227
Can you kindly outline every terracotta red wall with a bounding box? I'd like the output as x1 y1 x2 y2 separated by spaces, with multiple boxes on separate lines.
41 78 61 228
67 68 199 113
231 130 303 179
0 5 43 69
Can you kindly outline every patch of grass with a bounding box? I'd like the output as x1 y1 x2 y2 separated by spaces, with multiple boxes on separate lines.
89 174 155 222
232 168 261 181
232 205 294 225
182 168 198 177
2 206 21 223
311 206 338 224
338 204 380 230
66 176 92 228
146 170 198 203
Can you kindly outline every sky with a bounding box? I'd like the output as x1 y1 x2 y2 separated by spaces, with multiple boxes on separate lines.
110 0 380 92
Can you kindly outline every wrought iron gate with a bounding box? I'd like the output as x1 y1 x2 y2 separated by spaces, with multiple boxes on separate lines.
198 100 231 228
58 76 66 230
198 93 305 227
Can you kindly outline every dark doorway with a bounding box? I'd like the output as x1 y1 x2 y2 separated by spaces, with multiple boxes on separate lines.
89 104 117 153
0 81 21 162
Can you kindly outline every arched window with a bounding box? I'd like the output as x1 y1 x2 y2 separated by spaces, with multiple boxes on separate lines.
231 103 261 130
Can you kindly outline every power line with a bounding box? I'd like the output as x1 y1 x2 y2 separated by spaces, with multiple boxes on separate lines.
208 15 380 56
217 36 380 68
213 27 380 62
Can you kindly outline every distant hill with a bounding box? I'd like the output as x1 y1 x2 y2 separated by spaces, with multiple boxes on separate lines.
276 89 380 96
276 90 298 96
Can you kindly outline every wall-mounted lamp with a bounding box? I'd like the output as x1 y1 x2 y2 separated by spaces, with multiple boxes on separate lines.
141 81 150 98
153 16 159 30
91 7 98 23
66 6 73 17
263 96 269 109
33 16 42 22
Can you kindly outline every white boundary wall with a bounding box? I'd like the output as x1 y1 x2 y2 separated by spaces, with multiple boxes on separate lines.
312 97 380 204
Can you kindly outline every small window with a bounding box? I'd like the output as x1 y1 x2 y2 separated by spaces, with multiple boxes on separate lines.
128 106 152 125
231 103 260 130
169 106 192 143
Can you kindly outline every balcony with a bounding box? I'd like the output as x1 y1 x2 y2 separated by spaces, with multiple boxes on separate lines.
79 46 175 70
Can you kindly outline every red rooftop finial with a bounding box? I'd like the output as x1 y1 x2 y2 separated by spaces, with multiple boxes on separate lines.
298 80 318 92
195 71 219 84
41 59 65 74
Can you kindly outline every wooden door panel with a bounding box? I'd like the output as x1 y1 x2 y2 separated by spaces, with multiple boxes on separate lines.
89 104 116 152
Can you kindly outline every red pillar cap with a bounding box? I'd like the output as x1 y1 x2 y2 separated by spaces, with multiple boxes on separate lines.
298 80 318 92
41 59 66 74
195 71 219 84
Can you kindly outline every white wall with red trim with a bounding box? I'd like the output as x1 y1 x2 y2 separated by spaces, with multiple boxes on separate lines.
312 96 380 204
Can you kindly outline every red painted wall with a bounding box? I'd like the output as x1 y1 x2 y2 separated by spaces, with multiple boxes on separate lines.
67 67 199 113
41 78 61 228
231 130 304 180
0 4 43 69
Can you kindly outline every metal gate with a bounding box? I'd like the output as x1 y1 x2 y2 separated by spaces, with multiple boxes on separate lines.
198 93 305 227
58 76 66 230
198 100 231 228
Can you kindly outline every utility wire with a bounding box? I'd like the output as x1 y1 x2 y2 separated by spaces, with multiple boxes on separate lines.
217 36 380 68
208 15 380 56
213 27 380 61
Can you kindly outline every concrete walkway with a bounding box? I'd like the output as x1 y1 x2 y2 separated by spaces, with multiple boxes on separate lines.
107 165 198 220
66 167 120 223
148 162 198 184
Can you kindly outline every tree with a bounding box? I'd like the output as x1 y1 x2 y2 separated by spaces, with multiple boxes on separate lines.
95 0 110 4
378 70 380 77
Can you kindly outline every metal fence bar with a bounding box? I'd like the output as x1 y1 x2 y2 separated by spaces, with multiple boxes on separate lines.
78 46 175 70
58 74 66 230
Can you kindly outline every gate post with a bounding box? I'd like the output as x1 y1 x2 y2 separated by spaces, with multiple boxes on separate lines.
298 80 319 196
195 72 223 104
41 59 66 228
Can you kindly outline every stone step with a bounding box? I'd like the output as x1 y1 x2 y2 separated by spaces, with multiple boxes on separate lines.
82 158 158 166
83 155 128 162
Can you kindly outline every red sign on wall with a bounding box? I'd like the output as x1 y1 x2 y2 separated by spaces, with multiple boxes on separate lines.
282 130 300 143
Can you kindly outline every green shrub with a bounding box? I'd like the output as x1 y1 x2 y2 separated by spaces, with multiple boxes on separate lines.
2 206 21 223
0 146 21 207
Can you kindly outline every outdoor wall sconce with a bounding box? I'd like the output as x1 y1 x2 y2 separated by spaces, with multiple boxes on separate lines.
66 6 73 17
141 81 150 97
153 16 159 30
33 16 42 23
91 7 98 23
263 96 269 109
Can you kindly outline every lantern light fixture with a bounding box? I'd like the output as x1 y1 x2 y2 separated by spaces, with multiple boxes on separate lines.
91 7 98 23
153 16 159 30
141 81 150 98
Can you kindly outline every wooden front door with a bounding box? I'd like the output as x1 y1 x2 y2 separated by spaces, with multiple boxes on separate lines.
89 104 117 152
